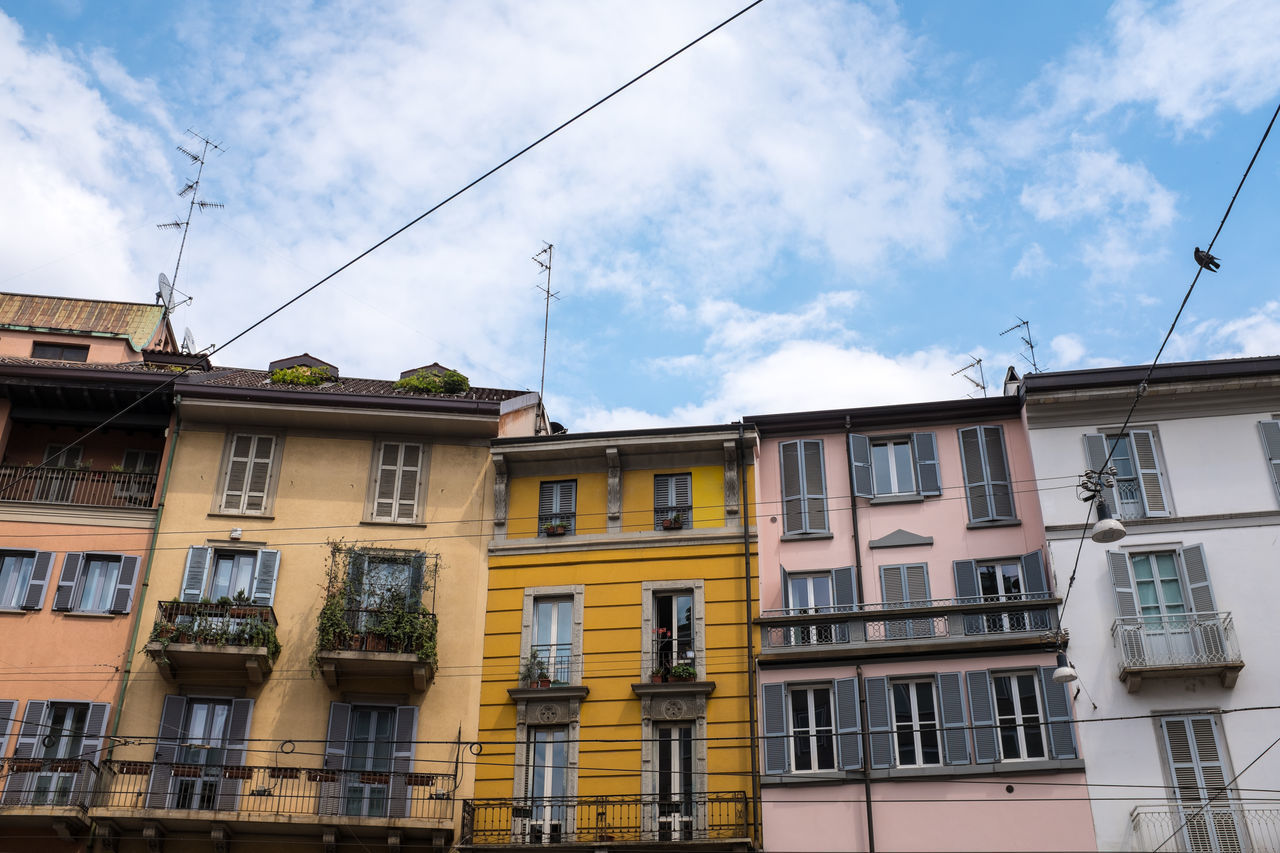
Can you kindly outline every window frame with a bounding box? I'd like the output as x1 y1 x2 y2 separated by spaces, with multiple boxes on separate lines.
787 684 837 773
51 551 140 614
1084 428 1171 520
365 439 430 524
212 431 284 516
957 424 1017 524
537 480 577 535
641 580 705 680
891 679 942 768
31 341 89 362
521 585 584 686
779 439 829 535
181 546 282 606
653 472 693 530
0 550 38 609
990 671 1048 762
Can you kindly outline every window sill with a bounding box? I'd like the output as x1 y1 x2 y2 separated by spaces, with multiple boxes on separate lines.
207 511 275 521
359 519 427 528
0 607 31 616
780 531 834 542
966 518 1021 530
762 757 1085 785
58 610 120 619
869 494 926 505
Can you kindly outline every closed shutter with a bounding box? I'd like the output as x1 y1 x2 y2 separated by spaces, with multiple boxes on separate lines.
801 440 828 532
1181 545 1216 613
1037 667 1077 759
243 436 275 513
538 481 576 533
0 699 15 757
1130 429 1170 517
538 481 555 521
1161 715 1243 853
864 676 893 769
952 559 979 603
388 705 417 818
672 474 691 525
780 442 804 533
2 700 46 804
654 475 671 531
834 677 862 771
374 442 421 521
52 552 84 611
71 702 110 807
1021 550 1049 598
966 671 998 763
20 550 54 610
222 434 274 514
221 434 252 512
320 702 351 815
1083 433 1122 510
848 434 873 498
905 564 933 637
1259 420 1280 503
252 550 281 606
832 566 856 611
936 672 970 765
880 565 907 640
958 426 992 522
395 443 422 521
882 565 931 638
146 695 187 808
181 546 212 603
982 426 1015 520
216 698 254 810
109 555 140 614
761 683 788 774
912 432 942 496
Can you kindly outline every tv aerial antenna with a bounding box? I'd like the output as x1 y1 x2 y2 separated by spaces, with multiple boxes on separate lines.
952 354 987 398
532 242 559 436
155 128 225 315
1000 316 1041 373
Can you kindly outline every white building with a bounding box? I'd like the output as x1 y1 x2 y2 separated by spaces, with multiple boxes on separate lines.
1022 357 1280 852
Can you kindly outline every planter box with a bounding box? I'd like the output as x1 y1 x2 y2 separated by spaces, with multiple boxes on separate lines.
12 760 42 773
172 765 204 778
406 773 436 787
308 770 337 783
269 767 301 779
359 772 390 785
223 767 253 780
50 760 81 773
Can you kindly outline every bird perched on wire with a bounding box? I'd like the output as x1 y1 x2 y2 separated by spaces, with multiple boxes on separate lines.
1194 247 1221 272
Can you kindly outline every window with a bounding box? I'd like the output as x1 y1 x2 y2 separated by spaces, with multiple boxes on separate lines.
2 700 108 808
342 549 427 635
991 672 1046 760
217 433 278 515
1108 546 1222 666
654 473 692 530
369 441 425 522
789 685 836 772
892 681 941 767
653 590 694 672
761 679 861 775
181 546 281 606
866 673 968 768
319 703 416 819
1160 715 1245 853
656 725 694 841
957 425 1015 523
121 450 160 473
777 567 854 645
51 552 139 614
31 342 89 362
521 727 570 843
1260 420 1280 504
538 480 576 535
966 668 1076 764
1084 430 1169 519
146 695 252 812
533 596 574 683
36 444 82 502
344 706 395 817
878 563 933 639
174 699 233 810
850 432 941 498
779 439 828 534
0 550 54 610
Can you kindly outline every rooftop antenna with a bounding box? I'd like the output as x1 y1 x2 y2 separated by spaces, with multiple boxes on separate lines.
532 242 559 436
952 354 987 398
156 128 225 314
1000 316 1041 373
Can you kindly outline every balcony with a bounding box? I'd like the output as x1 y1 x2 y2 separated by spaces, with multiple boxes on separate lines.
143 601 280 685
0 757 98 837
1130 804 1275 852
759 596 1060 662
93 760 453 842
460 793 751 849
0 465 157 509
314 605 437 692
1112 613 1244 692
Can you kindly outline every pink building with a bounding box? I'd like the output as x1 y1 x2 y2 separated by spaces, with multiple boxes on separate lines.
750 395 1097 852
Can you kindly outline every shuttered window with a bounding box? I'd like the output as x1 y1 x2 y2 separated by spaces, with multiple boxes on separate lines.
780 440 828 534
321 702 417 817
220 434 277 514
50 552 140 614
2 700 109 808
850 432 942 498
0 550 54 610
654 473 693 529
538 481 577 535
145 695 252 811
879 563 933 638
957 425 1016 523
181 546 281 606
370 441 424 522
1259 420 1280 505
1084 430 1170 519
1160 715 1245 853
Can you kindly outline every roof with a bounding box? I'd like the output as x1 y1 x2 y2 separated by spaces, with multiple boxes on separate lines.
1020 355 1280 394
0 292 172 352
184 367 526 403
747 395 1021 435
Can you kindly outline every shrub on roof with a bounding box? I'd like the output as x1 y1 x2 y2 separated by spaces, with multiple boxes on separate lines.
394 368 469 395
269 364 332 386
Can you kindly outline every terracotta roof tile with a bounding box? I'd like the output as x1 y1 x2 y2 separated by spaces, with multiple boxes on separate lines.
0 293 169 352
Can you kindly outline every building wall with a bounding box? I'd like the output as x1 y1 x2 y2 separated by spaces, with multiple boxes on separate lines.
0 331 140 363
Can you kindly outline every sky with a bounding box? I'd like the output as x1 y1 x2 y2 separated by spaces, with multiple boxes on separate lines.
1 0 1278 431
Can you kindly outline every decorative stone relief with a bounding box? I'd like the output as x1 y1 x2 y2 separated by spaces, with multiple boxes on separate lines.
723 441 740 525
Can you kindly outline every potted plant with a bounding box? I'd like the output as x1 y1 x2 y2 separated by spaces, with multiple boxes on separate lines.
661 512 684 530
543 520 567 536
650 664 668 684
520 649 550 688
669 662 697 682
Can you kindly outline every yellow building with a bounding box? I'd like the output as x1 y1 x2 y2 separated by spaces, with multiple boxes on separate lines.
95 356 543 851
464 425 760 852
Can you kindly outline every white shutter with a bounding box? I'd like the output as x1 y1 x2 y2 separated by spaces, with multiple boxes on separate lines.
373 442 422 522
1259 420 1280 504
253 550 281 606
1130 429 1170 517
1160 715 1244 853
243 436 275 513
1083 433 1122 511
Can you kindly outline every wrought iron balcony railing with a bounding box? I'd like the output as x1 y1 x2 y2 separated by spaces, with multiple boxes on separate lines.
461 792 749 846
519 644 578 686
151 600 280 646
1130 803 1273 852
0 757 99 810
0 466 157 509
1112 613 1244 690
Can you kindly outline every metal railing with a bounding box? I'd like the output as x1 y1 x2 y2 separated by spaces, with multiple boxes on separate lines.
95 761 452 821
0 757 99 810
1112 613 1243 671
1130 803 1274 852
0 466 157 508
330 606 436 654
462 792 748 845
760 596 1058 650
654 506 693 530
153 600 279 647
520 645 578 685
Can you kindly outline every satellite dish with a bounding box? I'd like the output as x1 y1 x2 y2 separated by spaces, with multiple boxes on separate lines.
158 273 175 313
181 327 196 355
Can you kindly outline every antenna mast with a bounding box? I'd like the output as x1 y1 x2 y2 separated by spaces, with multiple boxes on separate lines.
952 354 987 398
532 243 559 435
1000 316 1041 373
156 128 225 310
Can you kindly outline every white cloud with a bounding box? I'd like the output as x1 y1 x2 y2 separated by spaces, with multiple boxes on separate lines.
1012 243 1050 279
1020 147 1175 230
1050 333 1086 368
1211 301 1280 357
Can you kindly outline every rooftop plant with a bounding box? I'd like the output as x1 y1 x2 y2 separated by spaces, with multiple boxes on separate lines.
393 368 469 395
269 364 332 386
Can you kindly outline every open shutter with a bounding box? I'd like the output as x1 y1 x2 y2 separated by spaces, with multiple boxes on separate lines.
801 440 828 532
834 677 862 771
20 550 54 610
181 546 212 603
216 698 253 810
1130 429 1169 517
243 436 275 513
958 426 991 522
71 702 110 807
0 699 15 757
2 700 46 804
654 475 671 530
252 550 280 606
937 672 970 765
832 566 856 611
1259 420 1280 503
780 442 804 533
982 426 1015 520
1108 551 1138 617
52 552 84 611
1021 550 1049 598
952 559 979 604
109 555 140 614
848 434 873 498
912 432 942 496
966 671 998 763
761 683 788 774
320 702 351 815
146 695 187 808
556 482 576 533
388 705 417 817
864 676 893 769
778 565 790 611
1037 667 1077 760
407 554 426 610
1181 544 1216 614
1083 433 1121 510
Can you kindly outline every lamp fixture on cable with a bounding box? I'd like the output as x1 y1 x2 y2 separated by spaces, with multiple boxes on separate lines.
1078 466 1127 544
1052 651 1078 684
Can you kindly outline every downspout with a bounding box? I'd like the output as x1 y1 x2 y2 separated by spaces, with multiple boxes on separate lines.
738 423 762 847
844 415 875 853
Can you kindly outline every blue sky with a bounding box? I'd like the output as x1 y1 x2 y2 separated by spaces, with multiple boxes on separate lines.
2 1 1278 429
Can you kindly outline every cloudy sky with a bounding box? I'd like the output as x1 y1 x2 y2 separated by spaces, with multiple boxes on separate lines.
2 0 1278 429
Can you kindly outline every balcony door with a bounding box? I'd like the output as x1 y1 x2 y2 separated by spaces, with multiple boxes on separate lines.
1132 552 1195 663
533 598 573 683
654 591 693 671
31 703 87 806
172 699 231 810
344 706 394 817
37 444 81 502
1161 715 1246 853
788 573 846 644
977 561 1028 632
522 727 569 843
655 725 695 840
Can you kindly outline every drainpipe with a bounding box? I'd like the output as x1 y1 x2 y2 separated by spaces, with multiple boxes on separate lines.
844 416 875 853
738 423 762 847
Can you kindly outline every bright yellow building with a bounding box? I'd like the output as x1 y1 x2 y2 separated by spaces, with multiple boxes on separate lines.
464 425 760 852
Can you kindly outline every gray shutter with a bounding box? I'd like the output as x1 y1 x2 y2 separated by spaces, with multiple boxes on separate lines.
71 702 110 807
243 435 275 513
109 555 140 614
1130 429 1169 517
936 672 970 766
982 426 1015 520
20 550 54 610
834 677 862 771
779 565 790 611
1259 421 1280 503
389 705 417 818
1037 667 1078 760
345 552 367 613
1021 550 1048 598
252 550 280 606
221 434 253 512
848 434 873 498
801 440 828 532
673 474 692 526
320 702 351 815
832 566 856 611
880 565 907 640
761 683 788 774
182 546 212 602
1108 551 1138 617
952 559 979 604
1160 715 1241 851
395 443 422 521
958 426 991 522
52 552 84 611
654 474 671 508
0 699 15 757
904 564 933 638
538 481 555 520
966 671 998 764
558 481 577 533
1181 544 1216 614
146 695 187 808
216 698 253 810
1083 433 1121 510
2 700 46 805
912 432 941 496
780 442 804 534
864 676 893 769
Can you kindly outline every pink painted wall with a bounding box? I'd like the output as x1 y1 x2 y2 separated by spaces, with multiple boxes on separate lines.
0 331 139 363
